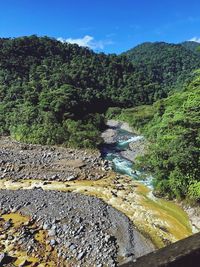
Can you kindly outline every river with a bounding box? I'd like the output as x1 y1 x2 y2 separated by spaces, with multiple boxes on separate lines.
0 123 195 249
101 127 151 187
100 120 195 247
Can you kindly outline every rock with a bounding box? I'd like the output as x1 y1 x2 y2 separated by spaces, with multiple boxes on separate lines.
65 241 72 248
19 259 31 267
76 217 83 223
48 229 56 236
105 234 111 243
50 239 56 246
69 244 77 251
0 253 6 264
0 234 8 240
51 224 57 230
0 185 153 266
52 174 59 179
101 129 117 144
76 225 85 234
77 251 86 261
66 175 76 181
43 222 51 230
11 206 18 213
3 220 12 230
7 235 14 240
63 224 69 232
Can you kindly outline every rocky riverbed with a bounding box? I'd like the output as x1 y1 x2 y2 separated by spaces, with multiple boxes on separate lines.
0 188 153 266
0 135 155 266
101 120 200 233
0 120 197 266
0 137 109 182
101 120 146 162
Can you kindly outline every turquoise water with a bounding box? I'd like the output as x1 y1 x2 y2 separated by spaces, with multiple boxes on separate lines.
101 128 152 187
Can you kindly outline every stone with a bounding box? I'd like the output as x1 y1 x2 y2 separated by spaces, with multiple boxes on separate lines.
76 217 83 223
64 241 72 248
69 244 77 251
63 224 69 232
80 225 85 232
3 220 12 230
52 174 59 179
50 239 56 246
67 175 76 181
77 251 86 261
51 224 57 230
0 253 6 264
19 259 31 267
7 235 14 240
43 222 51 230
11 206 18 213
105 234 111 243
0 234 8 240
48 229 56 236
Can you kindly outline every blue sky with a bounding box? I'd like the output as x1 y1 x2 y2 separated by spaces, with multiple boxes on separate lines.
0 0 200 54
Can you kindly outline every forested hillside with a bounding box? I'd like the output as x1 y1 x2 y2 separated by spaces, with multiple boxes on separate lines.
0 35 154 147
106 70 200 202
0 36 200 148
181 41 200 54
123 42 200 91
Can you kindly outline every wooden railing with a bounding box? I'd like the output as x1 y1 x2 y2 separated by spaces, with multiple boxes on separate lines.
120 232 200 267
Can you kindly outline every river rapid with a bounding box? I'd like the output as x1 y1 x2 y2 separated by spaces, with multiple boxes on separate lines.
101 126 151 187
100 120 196 246
0 121 196 251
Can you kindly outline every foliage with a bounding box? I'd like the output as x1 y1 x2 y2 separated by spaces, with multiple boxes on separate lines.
107 71 200 202
181 41 200 55
123 41 200 93
145 72 199 201
106 105 155 130
0 36 200 149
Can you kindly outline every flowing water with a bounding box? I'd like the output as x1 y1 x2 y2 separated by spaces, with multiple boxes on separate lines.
100 124 196 246
0 126 195 249
101 128 152 186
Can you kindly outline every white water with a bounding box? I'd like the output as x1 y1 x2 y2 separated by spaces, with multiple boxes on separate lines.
102 129 152 187
112 156 138 177
117 136 143 147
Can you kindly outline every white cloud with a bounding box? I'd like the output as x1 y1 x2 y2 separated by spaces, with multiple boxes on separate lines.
57 35 113 50
189 37 200 43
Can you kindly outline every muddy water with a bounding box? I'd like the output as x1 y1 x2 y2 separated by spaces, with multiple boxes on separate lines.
100 124 194 247
0 124 195 253
0 212 56 266
0 174 193 248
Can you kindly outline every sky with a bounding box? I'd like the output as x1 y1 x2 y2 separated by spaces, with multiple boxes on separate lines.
0 0 200 54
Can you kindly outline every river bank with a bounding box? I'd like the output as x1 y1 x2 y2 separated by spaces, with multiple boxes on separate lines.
0 120 198 266
101 120 146 162
0 136 108 182
101 121 194 241
0 175 192 249
1 188 151 266
101 120 200 233
0 136 154 266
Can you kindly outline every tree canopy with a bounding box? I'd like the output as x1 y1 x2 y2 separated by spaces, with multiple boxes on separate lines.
107 70 200 202
123 41 200 92
0 36 200 149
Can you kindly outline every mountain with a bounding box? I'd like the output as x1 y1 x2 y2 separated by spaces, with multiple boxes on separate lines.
0 36 165 147
181 41 200 54
0 36 168 109
0 36 200 147
122 41 200 91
